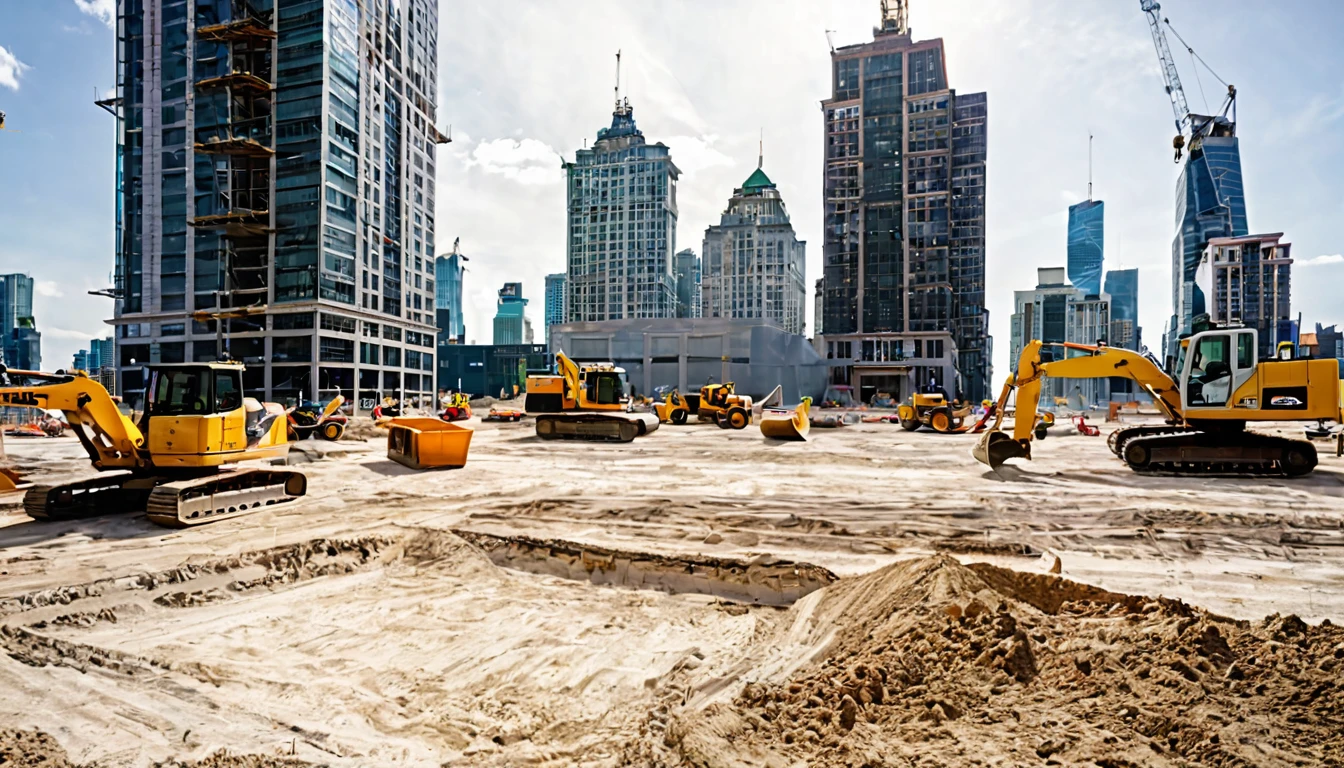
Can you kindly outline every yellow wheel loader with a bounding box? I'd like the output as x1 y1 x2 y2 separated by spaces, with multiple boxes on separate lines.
697 382 753 430
0 362 305 526
524 352 659 442
654 389 693 425
974 327 1343 477
896 392 974 433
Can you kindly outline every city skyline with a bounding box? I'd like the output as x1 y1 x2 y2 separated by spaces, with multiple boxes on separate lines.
2 1 1343 378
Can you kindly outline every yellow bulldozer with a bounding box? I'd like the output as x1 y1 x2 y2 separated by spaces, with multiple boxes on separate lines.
0 361 305 526
524 352 659 442
974 326 1343 477
696 382 755 429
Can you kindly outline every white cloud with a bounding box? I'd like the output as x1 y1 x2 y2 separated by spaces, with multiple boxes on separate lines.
61 21 94 35
0 45 30 91
465 138 562 186
662 134 733 175
1299 254 1343 267
73 0 115 29
44 327 107 342
35 281 64 298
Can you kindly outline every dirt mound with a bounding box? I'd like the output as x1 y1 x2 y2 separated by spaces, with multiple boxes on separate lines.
0 729 75 767
152 751 314 768
663 556 1344 767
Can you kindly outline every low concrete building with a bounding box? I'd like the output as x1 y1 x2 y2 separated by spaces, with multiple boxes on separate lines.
437 343 549 399
550 318 826 404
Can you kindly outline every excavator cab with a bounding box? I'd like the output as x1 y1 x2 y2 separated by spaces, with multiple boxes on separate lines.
143 363 281 461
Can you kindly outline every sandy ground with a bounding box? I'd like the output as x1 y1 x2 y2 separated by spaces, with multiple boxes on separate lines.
0 416 1341 766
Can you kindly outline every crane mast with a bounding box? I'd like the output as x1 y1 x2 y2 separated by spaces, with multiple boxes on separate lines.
1139 0 1190 136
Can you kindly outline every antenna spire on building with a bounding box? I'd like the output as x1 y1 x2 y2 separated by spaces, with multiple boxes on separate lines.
613 50 625 115
1088 133 1094 201
878 0 909 35
758 128 763 169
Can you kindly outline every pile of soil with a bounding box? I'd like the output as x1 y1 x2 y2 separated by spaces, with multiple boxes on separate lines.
0 729 75 768
663 556 1344 767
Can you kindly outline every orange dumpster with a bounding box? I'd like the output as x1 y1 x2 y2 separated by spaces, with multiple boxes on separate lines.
386 417 473 470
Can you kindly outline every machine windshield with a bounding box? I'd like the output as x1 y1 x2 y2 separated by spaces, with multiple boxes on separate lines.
149 369 212 415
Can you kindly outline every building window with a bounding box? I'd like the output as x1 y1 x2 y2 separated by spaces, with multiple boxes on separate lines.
320 313 356 334
319 337 354 363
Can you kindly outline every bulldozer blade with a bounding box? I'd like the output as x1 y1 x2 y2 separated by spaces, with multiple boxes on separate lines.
972 430 1030 470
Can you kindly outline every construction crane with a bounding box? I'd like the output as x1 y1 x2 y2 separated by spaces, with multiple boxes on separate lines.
1139 0 1236 162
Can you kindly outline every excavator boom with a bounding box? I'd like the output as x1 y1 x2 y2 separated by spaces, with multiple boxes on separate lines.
0 367 144 469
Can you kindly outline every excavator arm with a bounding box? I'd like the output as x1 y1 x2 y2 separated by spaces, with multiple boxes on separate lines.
973 342 1183 469
0 366 143 469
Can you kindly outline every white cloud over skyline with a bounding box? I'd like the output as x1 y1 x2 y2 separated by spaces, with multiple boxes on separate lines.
0 45 29 91
72 0 114 29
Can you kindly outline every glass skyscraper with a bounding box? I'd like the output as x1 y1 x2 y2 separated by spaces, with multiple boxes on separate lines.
564 96 679 322
544 272 566 345
1066 200 1104 297
0 273 40 370
110 0 445 409
1103 267 1140 351
1167 120 1247 364
493 282 528 345
817 8 990 402
435 246 467 344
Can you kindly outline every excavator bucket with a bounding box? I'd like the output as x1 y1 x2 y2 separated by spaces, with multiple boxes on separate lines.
760 397 811 441
972 429 1031 470
753 384 784 416
0 467 24 493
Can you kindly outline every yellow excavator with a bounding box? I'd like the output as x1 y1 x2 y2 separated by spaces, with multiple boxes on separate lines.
0 362 304 526
974 326 1342 477
524 352 659 442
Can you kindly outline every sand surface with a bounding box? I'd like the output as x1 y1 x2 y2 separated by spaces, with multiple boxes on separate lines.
0 417 1341 766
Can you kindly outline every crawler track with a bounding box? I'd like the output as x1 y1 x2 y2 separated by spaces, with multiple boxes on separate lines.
146 468 308 527
1121 431 1317 477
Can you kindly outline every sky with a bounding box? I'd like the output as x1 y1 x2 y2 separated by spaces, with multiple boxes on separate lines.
1 0 1342 379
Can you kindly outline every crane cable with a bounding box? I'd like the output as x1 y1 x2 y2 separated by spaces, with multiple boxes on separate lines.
1164 18 1229 87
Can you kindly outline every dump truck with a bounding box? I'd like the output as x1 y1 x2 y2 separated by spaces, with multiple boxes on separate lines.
524 352 659 442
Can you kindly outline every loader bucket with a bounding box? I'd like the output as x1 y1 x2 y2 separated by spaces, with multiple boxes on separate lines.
386 417 473 469
972 429 1030 470
760 397 811 441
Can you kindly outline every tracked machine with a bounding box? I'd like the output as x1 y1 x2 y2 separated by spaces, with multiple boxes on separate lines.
524 352 659 442
0 362 305 526
974 327 1343 477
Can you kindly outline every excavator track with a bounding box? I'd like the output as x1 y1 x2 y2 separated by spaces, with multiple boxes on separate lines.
1120 431 1317 477
534 412 659 443
146 468 307 528
1108 425 1192 457
23 473 155 521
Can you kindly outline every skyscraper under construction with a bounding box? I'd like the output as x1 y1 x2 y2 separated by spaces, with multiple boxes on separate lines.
107 0 447 409
817 0 990 403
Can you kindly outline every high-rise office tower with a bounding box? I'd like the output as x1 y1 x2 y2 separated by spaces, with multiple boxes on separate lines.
435 239 467 344
1010 267 1111 406
700 164 806 334
1067 200 1104 296
673 250 700 319
544 272 567 344
564 56 679 322
1166 115 1248 366
493 282 528 345
109 0 446 408
1196 233 1291 360
1103 267 1140 351
0 273 40 371
817 2 989 401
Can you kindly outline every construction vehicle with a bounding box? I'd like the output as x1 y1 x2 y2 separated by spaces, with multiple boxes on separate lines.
896 392 973 433
0 362 305 526
697 382 753 430
760 397 812 441
483 406 524 422
524 352 659 442
286 395 346 441
974 327 1342 476
1140 0 1238 163
654 389 693 425
439 392 473 422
